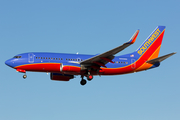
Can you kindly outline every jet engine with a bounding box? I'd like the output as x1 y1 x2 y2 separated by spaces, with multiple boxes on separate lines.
50 73 74 81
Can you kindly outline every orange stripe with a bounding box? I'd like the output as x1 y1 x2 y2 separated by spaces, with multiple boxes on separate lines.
135 45 161 71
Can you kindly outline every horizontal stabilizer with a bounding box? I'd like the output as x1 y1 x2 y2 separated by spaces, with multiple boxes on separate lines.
146 52 176 64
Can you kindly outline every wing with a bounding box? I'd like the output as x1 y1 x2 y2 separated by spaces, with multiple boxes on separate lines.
80 29 139 68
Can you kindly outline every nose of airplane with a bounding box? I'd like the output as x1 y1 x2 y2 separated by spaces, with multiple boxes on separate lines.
5 59 14 68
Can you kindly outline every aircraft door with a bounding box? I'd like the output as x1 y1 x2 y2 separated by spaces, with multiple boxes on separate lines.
28 53 34 63
131 59 136 69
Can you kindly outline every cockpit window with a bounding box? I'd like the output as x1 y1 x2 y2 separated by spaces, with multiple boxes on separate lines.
13 56 22 58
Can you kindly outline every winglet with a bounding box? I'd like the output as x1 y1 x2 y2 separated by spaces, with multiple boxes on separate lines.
127 29 140 44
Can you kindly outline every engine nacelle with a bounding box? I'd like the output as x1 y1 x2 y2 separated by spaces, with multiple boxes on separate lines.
60 63 81 73
50 73 74 81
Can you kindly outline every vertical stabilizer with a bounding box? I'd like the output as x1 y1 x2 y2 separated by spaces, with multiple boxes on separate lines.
134 26 166 71
136 26 165 60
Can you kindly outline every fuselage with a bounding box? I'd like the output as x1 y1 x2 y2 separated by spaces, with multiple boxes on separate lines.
5 52 144 76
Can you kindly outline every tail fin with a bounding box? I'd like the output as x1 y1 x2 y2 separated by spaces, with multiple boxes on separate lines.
134 26 166 71
136 26 165 60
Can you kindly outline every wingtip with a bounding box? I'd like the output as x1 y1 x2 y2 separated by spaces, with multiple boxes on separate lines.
127 29 140 44
170 52 177 55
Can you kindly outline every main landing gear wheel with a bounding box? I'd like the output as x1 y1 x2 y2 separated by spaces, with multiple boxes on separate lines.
87 75 93 81
80 79 87 86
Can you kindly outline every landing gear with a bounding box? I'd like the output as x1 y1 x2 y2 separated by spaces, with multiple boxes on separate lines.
80 79 87 86
87 71 93 81
87 74 93 81
23 73 27 79
80 73 94 85
80 75 87 86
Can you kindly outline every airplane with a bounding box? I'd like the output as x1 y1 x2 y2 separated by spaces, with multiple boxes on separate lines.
5 26 176 85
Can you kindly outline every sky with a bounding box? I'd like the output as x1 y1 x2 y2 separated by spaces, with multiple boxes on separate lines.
0 0 180 120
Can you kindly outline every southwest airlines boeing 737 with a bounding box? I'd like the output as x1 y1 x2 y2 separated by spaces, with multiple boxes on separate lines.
5 26 176 85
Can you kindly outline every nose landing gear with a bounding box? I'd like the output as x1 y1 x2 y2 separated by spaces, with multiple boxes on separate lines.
23 73 27 79
16 69 27 79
